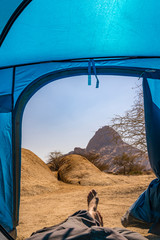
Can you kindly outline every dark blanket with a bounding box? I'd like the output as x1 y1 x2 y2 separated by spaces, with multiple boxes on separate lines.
26 210 147 240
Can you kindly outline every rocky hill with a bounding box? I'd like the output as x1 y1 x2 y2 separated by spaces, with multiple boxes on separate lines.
71 126 151 172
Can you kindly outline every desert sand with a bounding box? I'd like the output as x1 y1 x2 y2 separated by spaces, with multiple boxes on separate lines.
16 149 159 240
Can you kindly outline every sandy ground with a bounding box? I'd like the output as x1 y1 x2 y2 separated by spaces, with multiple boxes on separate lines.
17 173 160 240
16 149 160 240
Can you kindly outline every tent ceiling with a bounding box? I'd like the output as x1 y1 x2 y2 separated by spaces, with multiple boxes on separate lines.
1 0 160 68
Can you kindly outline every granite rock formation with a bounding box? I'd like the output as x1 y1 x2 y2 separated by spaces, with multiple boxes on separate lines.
71 126 150 172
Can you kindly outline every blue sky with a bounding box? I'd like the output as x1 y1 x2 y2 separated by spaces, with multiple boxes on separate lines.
22 75 140 162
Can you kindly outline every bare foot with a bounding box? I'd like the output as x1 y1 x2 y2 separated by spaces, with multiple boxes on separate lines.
87 189 99 211
87 190 103 226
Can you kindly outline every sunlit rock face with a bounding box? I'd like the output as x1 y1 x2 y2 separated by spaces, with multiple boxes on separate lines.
72 126 151 172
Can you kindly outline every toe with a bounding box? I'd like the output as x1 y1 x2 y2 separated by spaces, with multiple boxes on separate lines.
92 189 97 196
87 191 93 204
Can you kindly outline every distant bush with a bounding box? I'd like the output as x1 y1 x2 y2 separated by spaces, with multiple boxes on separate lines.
113 152 145 175
95 163 110 172
80 152 100 163
47 151 63 171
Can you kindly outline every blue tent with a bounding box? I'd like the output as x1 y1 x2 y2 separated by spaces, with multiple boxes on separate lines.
1 0 160 236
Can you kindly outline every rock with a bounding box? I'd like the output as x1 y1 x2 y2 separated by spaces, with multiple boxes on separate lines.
86 126 123 151
72 126 151 172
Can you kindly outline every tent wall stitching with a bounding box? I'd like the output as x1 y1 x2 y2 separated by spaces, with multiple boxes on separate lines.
2 57 160 70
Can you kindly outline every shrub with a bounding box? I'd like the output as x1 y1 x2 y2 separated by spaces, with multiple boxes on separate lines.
47 151 63 171
78 151 109 172
113 152 145 175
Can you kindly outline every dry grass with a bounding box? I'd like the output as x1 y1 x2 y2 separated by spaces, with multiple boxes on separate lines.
16 149 159 240
58 154 115 185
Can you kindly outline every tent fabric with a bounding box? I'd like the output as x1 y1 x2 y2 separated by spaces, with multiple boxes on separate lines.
1 0 160 235
0 68 13 113
1 0 160 67
0 113 13 232
143 76 160 178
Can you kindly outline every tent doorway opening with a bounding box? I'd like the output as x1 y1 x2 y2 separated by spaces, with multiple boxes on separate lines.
17 74 153 239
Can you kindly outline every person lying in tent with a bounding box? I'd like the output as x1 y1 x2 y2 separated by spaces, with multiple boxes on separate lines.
26 190 147 240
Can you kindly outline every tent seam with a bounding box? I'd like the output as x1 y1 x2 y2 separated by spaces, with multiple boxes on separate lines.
1 57 160 70
11 67 17 230
0 0 32 46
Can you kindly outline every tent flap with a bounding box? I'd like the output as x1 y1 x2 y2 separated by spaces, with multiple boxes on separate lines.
0 113 13 232
143 76 160 178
